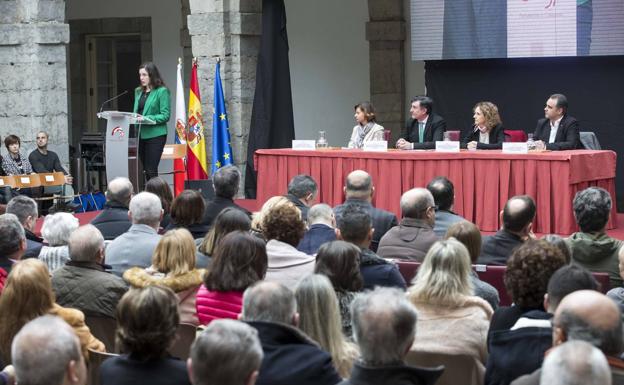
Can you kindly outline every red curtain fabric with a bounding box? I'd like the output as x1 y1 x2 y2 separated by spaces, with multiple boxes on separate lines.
255 149 617 234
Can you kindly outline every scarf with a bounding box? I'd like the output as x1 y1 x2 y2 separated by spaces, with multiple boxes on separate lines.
355 122 375 149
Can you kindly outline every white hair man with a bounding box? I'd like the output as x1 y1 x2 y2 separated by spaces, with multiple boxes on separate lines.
90 177 134 240
11 315 87 385
105 192 163 276
540 341 611 385
6 195 42 258
297 203 336 255
188 319 263 385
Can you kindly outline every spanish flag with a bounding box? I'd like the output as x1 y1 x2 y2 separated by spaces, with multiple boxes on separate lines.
173 59 188 195
186 60 209 180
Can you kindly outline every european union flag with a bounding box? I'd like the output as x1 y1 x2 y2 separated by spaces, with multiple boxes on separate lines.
211 62 233 174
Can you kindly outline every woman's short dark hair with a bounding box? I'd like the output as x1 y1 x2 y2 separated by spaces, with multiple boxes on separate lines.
203 231 267 292
139 62 165 89
504 240 567 309
199 207 251 256
170 190 205 226
262 203 305 246
145 177 174 214
116 285 179 361
315 240 363 292
354 101 376 123
4 135 20 150
444 221 482 263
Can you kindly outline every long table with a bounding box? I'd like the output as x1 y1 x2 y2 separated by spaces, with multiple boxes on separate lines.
254 149 618 234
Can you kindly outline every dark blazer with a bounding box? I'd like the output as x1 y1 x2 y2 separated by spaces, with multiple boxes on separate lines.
400 113 447 150
297 224 336 255
477 229 525 266
339 361 443 385
91 202 132 240
248 321 342 385
164 222 210 239
23 229 43 259
533 114 580 151
100 354 191 385
360 248 406 290
286 194 309 221
334 199 398 252
461 123 505 149
201 196 252 228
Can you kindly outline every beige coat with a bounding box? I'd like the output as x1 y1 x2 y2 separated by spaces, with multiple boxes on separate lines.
48 303 106 357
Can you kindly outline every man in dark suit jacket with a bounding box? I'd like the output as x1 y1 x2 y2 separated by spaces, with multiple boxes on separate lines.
333 170 398 252
242 281 342 385
284 174 317 222
90 177 133 240
396 96 447 150
533 94 580 151
0 213 27 275
478 195 536 265
6 195 43 258
202 165 251 227
297 203 336 255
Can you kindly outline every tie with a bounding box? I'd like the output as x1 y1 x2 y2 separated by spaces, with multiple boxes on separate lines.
418 122 425 143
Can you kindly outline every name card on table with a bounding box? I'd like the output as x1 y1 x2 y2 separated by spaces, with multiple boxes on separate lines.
0 179 4 186
45 175 55 182
20 177 31 184
502 142 528 154
435 141 460 152
162 146 174 155
363 141 388 152
292 140 316 150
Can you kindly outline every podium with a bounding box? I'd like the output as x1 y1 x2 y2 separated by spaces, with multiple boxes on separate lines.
97 111 155 186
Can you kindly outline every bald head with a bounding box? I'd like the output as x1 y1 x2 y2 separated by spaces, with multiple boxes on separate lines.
540 341 611 385
554 290 623 355
345 170 373 200
502 195 536 233
400 188 435 220
241 281 298 325
106 177 133 207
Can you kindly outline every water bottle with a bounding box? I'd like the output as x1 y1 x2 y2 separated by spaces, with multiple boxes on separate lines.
316 131 328 149
527 133 536 150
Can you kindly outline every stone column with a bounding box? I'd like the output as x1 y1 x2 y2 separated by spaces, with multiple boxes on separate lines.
187 0 261 188
0 0 70 163
366 0 406 142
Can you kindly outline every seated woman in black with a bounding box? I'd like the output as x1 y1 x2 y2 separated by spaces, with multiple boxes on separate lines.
1 134 34 197
462 101 505 150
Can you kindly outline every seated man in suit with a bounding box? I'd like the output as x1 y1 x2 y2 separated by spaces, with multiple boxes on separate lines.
396 96 447 150
284 174 317 222
478 195 536 266
202 165 251 228
426 176 465 237
297 203 336 255
90 177 133 240
533 94 580 151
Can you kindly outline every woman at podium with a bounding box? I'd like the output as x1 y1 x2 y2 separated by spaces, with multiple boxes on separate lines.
347 102 385 149
134 62 171 181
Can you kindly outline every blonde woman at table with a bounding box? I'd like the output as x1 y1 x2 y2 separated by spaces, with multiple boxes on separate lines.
462 101 505 150
347 102 385 149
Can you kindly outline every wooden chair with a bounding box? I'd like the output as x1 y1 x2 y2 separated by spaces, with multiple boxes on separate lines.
0 175 16 189
406 351 482 385
84 315 118 353
504 130 528 142
88 349 119 385
168 323 197 360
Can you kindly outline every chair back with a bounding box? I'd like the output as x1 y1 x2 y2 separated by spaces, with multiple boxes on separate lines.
446 130 461 141
504 130 528 142
406 350 482 385
39 172 66 187
13 174 41 189
88 349 119 385
168 323 197 360
592 272 610 293
580 131 601 150
394 260 422 284
84 315 117 353
474 265 511 306
0 176 16 188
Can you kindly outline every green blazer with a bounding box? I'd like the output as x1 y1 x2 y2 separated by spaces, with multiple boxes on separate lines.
133 86 171 139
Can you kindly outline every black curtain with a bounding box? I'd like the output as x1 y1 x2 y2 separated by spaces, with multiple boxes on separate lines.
425 56 624 210
244 0 295 198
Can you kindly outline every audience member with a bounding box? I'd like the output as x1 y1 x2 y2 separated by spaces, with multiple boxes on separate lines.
486 264 599 385
6 195 42 258
165 190 209 239
250 196 290 237
542 234 572 263
198 206 251 257
100 286 191 385
38 212 79 272
532 93 580 151
408 239 493 373
445 221 500 309
0 214 26 276
202 165 251 227
314 240 364 336
52 225 128 319
607 248 624 313
396 95 447 150
478 195 536 265
285 174 317 221
188 319 263 385
295 274 359 378
0 259 105 363
489 240 567 334
11 315 86 385
90 177 133 240
145 177 173 229
334 170 397 252
105 192 163 277
241 281 342 385
427 176 465 236
336 202 405 290
297 203 336 255
196 231 267 325
377 188 438 261
342 287 444 385
262 201 314 290
567 187 622 288
123 228 205 325
541 341 611 385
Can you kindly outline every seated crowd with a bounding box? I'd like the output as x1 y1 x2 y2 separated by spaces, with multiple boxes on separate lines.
0 165 622 385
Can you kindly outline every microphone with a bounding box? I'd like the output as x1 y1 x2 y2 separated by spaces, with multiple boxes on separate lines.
99 90 129 113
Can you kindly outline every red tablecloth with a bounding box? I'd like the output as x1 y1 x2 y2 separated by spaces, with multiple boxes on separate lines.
255 149 618 234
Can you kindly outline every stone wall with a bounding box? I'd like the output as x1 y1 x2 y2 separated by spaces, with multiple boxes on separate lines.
0 0 70 163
